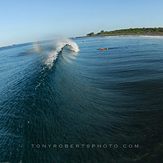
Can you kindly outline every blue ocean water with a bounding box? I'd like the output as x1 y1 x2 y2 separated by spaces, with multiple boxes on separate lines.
0 36 163 162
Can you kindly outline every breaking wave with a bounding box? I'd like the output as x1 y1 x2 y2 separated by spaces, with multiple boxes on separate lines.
44 39 79 68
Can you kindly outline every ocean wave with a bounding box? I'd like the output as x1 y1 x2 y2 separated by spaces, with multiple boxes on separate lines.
44 39 79 69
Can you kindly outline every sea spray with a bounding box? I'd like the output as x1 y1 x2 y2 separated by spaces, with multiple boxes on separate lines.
33 42 42 53
45 39 79 69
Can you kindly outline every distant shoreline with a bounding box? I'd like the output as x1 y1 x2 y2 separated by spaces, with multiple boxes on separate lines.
83 28 163 38
76 34 163 39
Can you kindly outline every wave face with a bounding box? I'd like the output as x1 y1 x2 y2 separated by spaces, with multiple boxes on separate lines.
0 36 163 162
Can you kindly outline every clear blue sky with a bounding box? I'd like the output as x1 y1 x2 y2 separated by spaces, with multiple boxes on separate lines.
0 0 163 46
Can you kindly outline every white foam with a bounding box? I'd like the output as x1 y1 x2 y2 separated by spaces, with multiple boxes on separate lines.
45 39 79 69
138 35 163 39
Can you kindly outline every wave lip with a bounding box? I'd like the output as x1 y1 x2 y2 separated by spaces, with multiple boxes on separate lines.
44 39 79 69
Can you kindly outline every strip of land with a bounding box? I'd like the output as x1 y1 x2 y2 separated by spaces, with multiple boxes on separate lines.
86 28 163 37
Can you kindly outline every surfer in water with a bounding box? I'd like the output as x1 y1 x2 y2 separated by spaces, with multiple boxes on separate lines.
98 48 109 51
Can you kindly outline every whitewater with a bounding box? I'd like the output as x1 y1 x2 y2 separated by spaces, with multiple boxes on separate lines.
42 39 80 68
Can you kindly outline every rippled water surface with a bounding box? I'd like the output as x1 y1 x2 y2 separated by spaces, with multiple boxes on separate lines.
0 36 163 162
